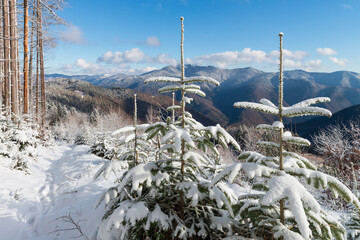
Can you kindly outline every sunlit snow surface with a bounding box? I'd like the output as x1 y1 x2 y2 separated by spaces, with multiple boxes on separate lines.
0 141 348 240
0 142 115 240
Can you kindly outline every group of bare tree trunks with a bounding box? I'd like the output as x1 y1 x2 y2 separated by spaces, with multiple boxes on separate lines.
0 0 65 128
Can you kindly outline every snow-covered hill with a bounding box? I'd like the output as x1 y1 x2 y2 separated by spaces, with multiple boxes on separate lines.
47 65 360 126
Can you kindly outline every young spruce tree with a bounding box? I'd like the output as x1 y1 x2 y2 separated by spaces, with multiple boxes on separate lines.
213 33 360 239
95 17 241 240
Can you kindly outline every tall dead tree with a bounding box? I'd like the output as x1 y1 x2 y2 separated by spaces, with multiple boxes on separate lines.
0 4 3 113
37 0 45 127
2 0 10 114
9 0 18 118
23 0 29 114
28 7 35 114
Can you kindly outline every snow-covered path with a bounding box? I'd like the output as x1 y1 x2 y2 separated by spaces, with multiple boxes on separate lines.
0 142 113 240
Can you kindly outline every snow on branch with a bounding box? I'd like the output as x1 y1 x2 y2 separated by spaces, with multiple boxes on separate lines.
166 105 181 111
116 163 159 195
183 76 220 86
94 160 129 180
282 106 332 118
158 85 182 93
291 97 330 108
273 221 305 240
234 102 279 115
261 174 321 239
282 131 310 147
260 98 277 108
204 124 241 151
113 124 150 135
161 127 196 152
210 163 242 187
257 140 280 148
183 88 206 97
145 76 181 84
282 151 316 170
158 84 202 94
283 167 360 211
144 204 170 231
210 162 276 187
257 121 284 131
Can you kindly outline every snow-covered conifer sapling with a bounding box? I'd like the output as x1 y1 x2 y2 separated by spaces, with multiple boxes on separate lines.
94 17 242 240
213 33 360 240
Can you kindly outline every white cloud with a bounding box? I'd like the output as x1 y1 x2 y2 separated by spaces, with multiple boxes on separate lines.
270 49 308 60
128 66 158 74
124 48 147 62
75 58 101 73
303 59 323 71
329 56 347 66
191 48 271 68
59 25 86 45
283 59 303 68
154 53 177 66
316 48 337 56
145 36 161 46
98 49 177 67
98 48 147 64
189 48 311 68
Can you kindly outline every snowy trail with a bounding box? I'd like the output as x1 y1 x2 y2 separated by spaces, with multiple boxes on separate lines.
0 142 114 240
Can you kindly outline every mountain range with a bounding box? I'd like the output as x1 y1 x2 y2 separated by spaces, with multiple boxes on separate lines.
47 65 360 126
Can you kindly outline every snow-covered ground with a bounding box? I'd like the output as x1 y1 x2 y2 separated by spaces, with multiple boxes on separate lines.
0 142 114 240
0 141 351 240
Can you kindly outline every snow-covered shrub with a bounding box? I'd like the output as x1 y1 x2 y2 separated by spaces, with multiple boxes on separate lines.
51 105 132 145
216 33 360 240
95 17 242 240
90 132 118 160
0 114 40 171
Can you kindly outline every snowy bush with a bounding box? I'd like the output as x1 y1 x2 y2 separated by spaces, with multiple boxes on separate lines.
51 106 132 145
0 114 40 171
95 17 242 240
90 132 118 160
216 33 360 240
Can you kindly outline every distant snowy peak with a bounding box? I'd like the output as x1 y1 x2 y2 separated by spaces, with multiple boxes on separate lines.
47 65 360 89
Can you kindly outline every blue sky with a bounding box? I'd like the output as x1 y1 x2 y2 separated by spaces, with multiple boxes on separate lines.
48 0 360 75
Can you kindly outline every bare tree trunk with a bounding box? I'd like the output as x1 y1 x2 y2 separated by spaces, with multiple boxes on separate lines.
23 0 29 114
133 94 138 165
278 32 285 229
0 3 3 114
2 0 10 114
16 26 20 113
28 8 35 116
37 0 45 128
35 1 39 123
9 0 18 119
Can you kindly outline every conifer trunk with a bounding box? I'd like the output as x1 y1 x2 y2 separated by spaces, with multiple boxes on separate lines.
179 16 185 221
9 0 18 118
133 94 138 165
180 16 185 176
28 9 35 115
35 27 39 122
278 32 285 227
0 6 3 113
23 0 29 114
2 0 10 114
38 1 45 128
172 92 175 123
